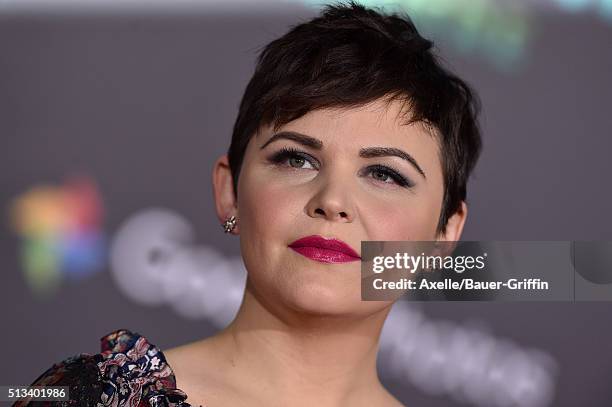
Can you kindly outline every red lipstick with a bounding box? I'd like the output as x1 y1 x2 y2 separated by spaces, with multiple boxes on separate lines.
288 235 361 264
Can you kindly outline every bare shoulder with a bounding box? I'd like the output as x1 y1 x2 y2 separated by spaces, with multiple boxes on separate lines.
163 339 204 364
162 334 240 407
375 386 406 407
163 334 221 380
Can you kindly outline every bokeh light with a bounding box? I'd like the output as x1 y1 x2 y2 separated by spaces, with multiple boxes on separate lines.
301 0 531 70
9 175 106 297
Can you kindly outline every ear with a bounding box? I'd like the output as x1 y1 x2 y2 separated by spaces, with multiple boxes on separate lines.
212 154 239 234
436 201 467 243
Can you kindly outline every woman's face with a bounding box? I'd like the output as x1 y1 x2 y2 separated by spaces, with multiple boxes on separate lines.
219 98 465 317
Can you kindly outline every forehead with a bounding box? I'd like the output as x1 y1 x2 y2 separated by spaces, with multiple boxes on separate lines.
267 98 436 145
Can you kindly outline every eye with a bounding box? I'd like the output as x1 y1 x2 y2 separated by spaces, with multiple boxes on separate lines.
288 156 311 169
371 168 391 182
268 147 318 170
364 164 414 188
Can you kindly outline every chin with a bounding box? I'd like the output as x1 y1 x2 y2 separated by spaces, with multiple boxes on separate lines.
285 283 356 315
245 254 389 318
279 277 391 319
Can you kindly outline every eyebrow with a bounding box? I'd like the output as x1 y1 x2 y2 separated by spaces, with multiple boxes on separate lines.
260 131 323 150
259 131 426 179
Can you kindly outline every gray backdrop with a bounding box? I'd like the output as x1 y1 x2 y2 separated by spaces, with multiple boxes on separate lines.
1 4 612 406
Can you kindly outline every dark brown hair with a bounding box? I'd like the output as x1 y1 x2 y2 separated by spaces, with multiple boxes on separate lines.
227 1 482 234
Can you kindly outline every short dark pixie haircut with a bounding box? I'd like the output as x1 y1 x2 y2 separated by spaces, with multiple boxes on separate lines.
228 1 482 235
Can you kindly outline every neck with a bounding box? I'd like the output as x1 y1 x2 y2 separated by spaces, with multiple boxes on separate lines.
211 279 392 406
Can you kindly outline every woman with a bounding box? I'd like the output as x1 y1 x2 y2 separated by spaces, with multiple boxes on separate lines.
16 2 481 406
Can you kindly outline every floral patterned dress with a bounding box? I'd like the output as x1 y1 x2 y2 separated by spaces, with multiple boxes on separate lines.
13 329 201 407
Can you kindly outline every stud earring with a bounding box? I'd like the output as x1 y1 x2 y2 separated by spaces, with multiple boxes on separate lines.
222 215 237 233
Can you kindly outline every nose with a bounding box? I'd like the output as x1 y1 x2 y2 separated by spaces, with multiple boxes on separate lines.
305 176 355 223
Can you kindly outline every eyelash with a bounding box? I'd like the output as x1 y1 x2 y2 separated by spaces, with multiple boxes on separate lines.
267 147 415 188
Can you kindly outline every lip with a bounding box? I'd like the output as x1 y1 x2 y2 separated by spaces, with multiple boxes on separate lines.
288 235 361 264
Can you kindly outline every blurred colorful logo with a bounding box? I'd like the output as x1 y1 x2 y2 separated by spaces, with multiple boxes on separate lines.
9 175 106 296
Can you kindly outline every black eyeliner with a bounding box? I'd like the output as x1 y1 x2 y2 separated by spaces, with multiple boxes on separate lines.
365 164 414 188
267 147 319 169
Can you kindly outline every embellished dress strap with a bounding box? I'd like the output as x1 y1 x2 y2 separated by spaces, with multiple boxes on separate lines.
14 329 195 407
93 329 193 406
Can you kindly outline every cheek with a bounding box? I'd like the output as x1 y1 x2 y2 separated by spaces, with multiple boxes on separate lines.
361 191 442 240
237 169 302 241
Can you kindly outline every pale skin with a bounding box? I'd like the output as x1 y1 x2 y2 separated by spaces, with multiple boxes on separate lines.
164 97 468 407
